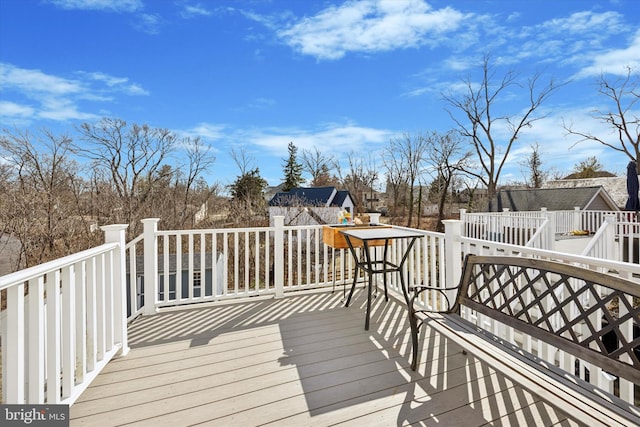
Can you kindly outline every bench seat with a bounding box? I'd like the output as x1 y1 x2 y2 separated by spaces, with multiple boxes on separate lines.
409 255 640 426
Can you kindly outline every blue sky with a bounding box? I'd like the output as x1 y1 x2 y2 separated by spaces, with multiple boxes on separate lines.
1 0 639 190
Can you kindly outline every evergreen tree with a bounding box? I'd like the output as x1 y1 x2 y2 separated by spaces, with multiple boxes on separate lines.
228 168 267 201
282 142 304 191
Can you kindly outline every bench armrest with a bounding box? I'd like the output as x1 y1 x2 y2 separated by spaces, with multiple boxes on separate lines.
409 284 460 314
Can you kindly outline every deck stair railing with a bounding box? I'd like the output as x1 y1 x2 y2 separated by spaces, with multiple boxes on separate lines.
581 214 616 260
460 209 553 249
461 208 632 238
579 213 640 263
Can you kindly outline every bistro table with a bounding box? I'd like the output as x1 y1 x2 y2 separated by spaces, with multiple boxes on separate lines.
340 227 424 330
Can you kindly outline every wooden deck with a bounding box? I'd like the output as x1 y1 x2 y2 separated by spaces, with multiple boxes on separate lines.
70 287 584 426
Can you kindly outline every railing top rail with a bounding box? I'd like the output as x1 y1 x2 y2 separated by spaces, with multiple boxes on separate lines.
464 210 551 216
460 234 640 273
125 234 144 249
524 218 550 247
0 242 119 291
387 225 444 239
155 226 273 236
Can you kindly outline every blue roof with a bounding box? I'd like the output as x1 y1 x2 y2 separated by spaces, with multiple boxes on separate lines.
331 190 350 207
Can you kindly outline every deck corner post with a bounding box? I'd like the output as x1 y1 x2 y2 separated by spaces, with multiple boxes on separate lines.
102 223 130 356
274 216 285 298
142 218 160 315
443 219 463 297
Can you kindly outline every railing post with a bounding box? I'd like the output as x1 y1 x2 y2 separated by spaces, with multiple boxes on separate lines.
541 208 555 250
603 214 616 261
443 220 463 296
274 216 285 298
101 224 130 356
573 207 581 231
6 283 25 403
459 208 467 236
142 218 160 315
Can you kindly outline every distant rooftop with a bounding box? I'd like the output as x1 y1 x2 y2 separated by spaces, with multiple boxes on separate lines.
488 186 619 212
544 175 630 208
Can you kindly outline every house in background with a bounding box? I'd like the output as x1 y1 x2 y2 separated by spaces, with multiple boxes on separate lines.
543 176 632 209
268 186 356 226
487 186 619 212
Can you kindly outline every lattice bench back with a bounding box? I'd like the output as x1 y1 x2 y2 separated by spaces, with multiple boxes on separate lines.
455 255 640 384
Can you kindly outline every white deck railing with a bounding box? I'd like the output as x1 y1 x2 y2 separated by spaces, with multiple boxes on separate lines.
460 209 554 249
2 216 638 409
461 208 631 238
0 225 129 406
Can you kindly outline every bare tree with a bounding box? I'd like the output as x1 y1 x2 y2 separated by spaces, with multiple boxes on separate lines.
173 137 216 227
301 147 337 186
363 156 379 213
230 146 253 176
0 129 90 267
568 156 608 179
385 133 429 227
520 142 547 188
564 67 640 171
334 152 378 215
75 118 177 233
424 131 471 231
382 143 408 218
444 55 563 200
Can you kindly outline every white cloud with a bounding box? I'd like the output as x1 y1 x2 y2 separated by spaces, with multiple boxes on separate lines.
278 0 467 60
183 123 226 141
0 63 83 95
513 11 630 68
38 98 99 121
240 122 395 156
134 13 163 35
505 106 632 178
47 0 143 12
539 11 626 36
574 29 640 78
180 3 212 19
0 63 149 124
0 101 35 118
79 71 151 95
405 8 636 99
243 98 276 110
48 0 164 35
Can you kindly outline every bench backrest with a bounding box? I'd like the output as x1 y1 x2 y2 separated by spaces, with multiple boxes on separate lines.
455 255 640 384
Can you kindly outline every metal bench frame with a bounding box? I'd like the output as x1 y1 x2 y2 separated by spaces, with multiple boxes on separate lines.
409 254 640 391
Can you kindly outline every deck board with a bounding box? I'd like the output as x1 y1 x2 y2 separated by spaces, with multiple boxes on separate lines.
70 287 585 426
